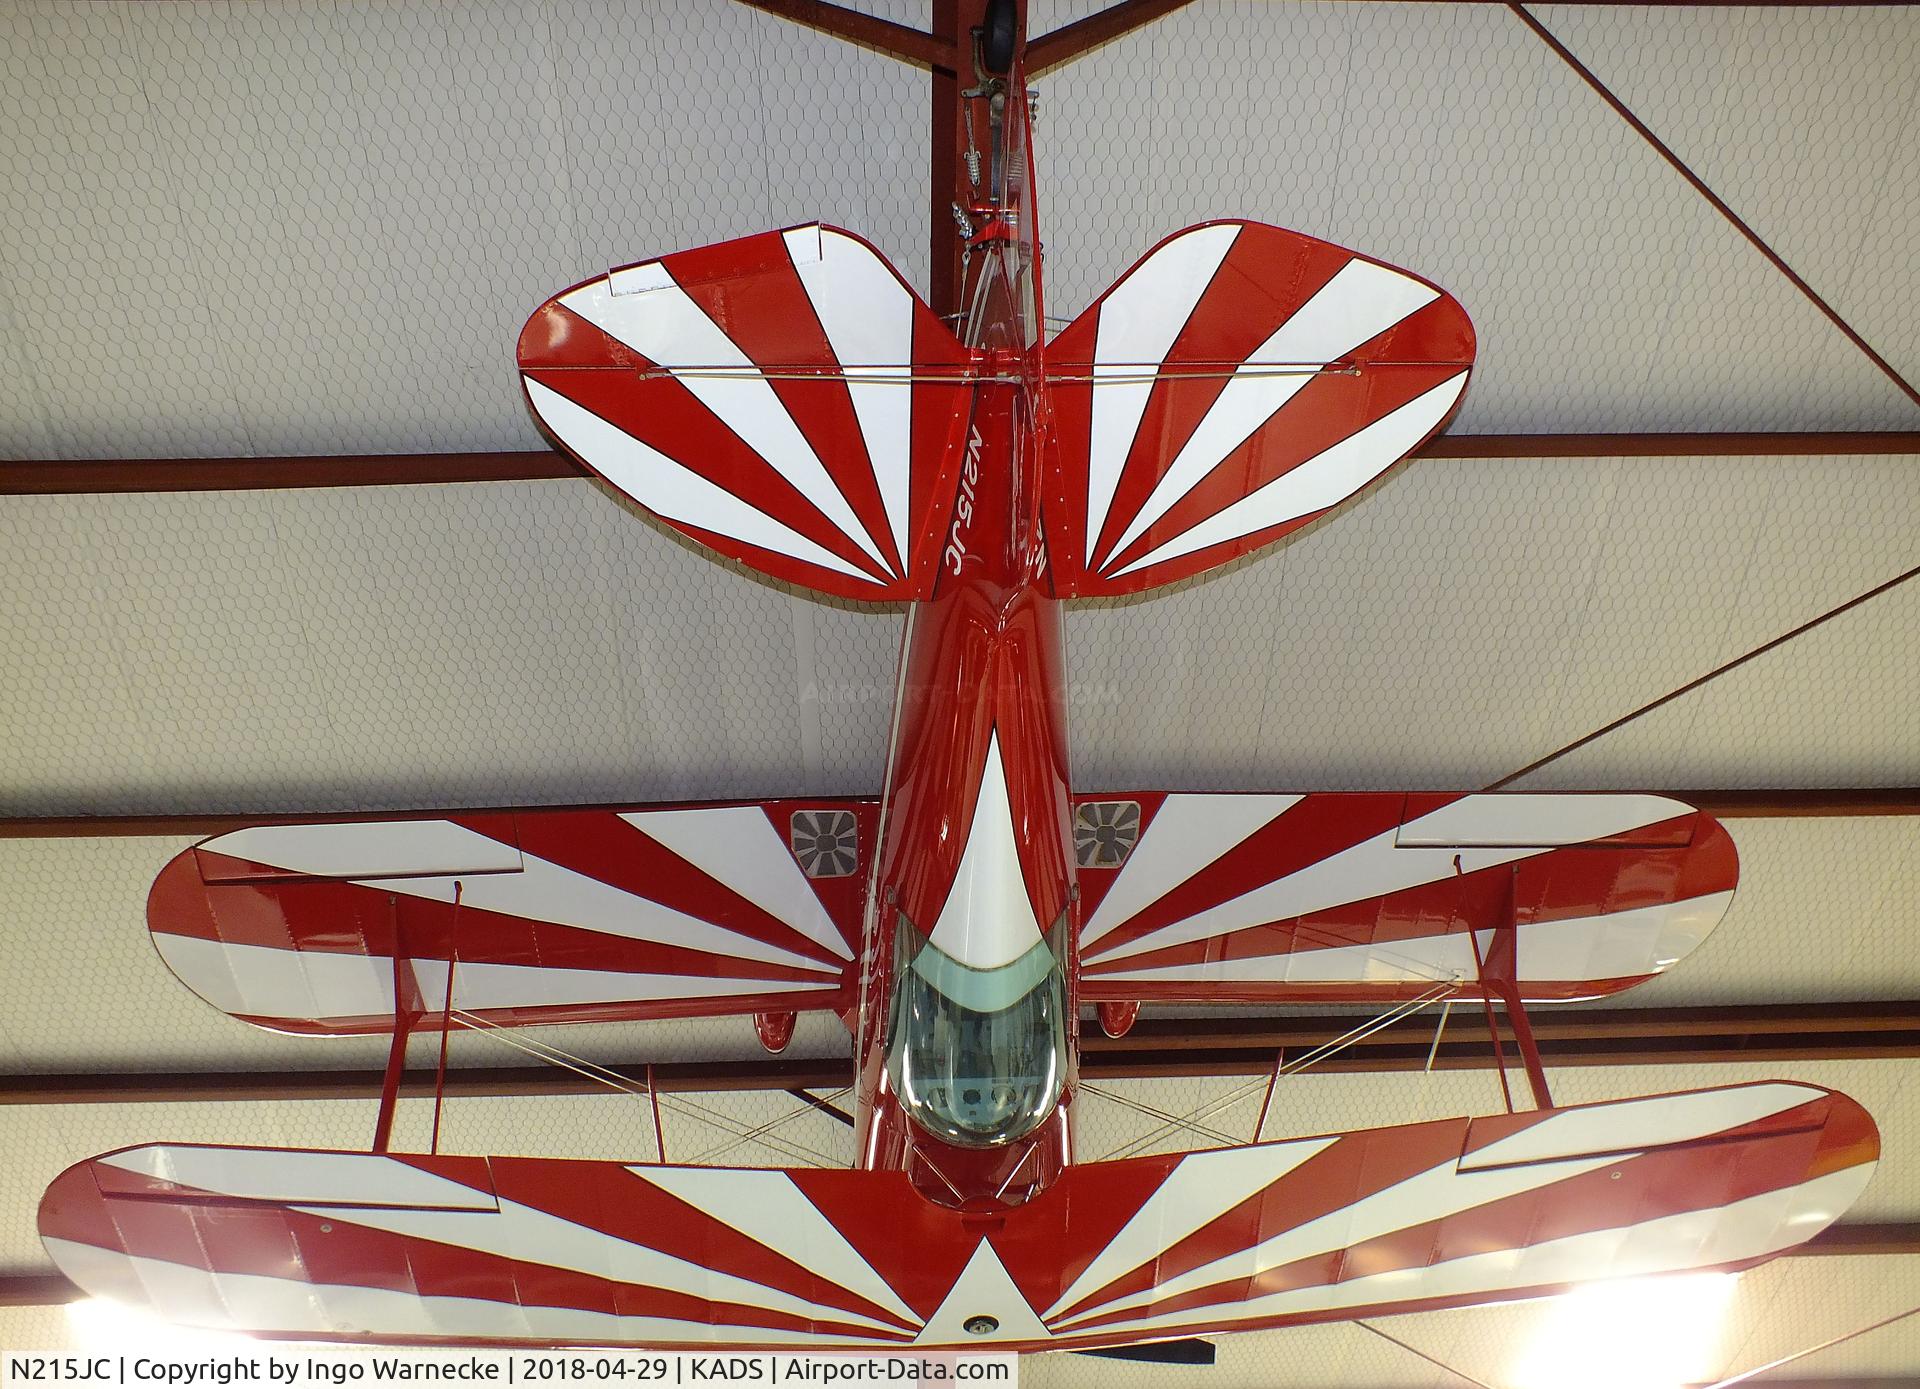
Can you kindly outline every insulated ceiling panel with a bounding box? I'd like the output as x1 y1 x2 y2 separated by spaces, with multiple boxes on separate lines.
1514 573 1920 792
6 1 1916 459
1615 816 1920 1008
0 0 930 460
1067 452 1920 795
0 481 904 817
3 455 1913 819
1536 2 1920 397
1352 1252 1920 1389
1031 0 1920 432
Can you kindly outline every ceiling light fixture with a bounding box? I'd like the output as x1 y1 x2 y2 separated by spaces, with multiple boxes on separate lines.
1510 1272 1739 1389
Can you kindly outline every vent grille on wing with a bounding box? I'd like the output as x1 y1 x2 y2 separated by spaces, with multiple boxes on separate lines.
792 810 860 879
1075 800 1142 869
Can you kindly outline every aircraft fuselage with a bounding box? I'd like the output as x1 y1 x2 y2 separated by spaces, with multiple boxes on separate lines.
852 61 1079 1209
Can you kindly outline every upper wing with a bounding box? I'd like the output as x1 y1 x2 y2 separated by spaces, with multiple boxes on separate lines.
1072 792 1737 1003
1042 221 1475 596
41 1082 1874 1350
519 225 972 602
149 800 875 1034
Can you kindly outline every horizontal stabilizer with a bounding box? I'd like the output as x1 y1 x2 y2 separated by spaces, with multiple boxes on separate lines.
520 225 972 601
150 800 875 1034
1071 791 1736 1003
1044 221 1475 596
42 1082 1874 1351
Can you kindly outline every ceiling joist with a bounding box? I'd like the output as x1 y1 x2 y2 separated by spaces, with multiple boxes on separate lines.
732 0 951 68
6 1001 1913 1106
4 433 1915 497
0 788 1914 840
1509 2 1920 413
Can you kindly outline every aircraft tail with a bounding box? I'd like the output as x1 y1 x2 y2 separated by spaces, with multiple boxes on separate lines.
1042 221 1475 597
520 224 972 602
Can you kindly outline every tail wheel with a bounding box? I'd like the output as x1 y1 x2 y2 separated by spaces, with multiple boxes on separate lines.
980 0 1017 75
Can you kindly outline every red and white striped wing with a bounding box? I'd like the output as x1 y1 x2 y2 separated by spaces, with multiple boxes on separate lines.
149 801 874 1034
1043 222 1476 596
41 1082 1876 1351
1031 1082 1875 1344
1074 793 1738 1003
520 225 972 601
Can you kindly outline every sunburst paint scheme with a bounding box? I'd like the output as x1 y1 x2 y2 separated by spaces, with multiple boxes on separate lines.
49 24 1877 1357
42 1083 1875 1351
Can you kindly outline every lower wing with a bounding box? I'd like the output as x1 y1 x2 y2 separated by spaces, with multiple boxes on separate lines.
149 800 875 1034
1072 791 1737 1003
41 1082 1874 1350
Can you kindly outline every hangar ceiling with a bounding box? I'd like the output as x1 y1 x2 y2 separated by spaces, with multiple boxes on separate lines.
2 0 1917 1384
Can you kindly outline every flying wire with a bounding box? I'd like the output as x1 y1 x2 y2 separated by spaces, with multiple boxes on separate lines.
1704 1301 1920 1388
1486 560 1920 790
1354 1321 1501 1389
447 1010 845 1169
1080 1084 1247 1148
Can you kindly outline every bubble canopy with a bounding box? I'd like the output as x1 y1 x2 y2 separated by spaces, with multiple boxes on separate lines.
886 913 1069 1148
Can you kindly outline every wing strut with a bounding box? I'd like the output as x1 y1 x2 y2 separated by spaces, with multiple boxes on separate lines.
428 885 463 1154
371 891 420 1154
372 883 466 1154
1469 864 1553 1111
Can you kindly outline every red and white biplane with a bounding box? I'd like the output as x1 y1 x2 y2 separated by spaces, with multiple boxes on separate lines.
42 3 1877 1360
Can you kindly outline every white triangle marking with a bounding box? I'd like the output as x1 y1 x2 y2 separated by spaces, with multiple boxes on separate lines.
915 1241 1051 1346
927 731 1047 970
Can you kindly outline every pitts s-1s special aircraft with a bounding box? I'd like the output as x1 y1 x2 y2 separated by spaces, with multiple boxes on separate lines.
42 1 1878 1359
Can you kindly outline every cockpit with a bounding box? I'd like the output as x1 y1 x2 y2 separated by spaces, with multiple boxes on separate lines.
885 913 1068 1147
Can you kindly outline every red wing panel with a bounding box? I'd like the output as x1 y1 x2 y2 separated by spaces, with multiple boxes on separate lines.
41 1082 1875 1350
149 801 875 1035
1072 792 1737 1003
1042 221 1475 596
520 225 973 602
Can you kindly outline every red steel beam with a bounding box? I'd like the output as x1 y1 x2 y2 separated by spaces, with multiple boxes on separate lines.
1026 0 1195 75
1509 3 1920 413
1678 788 1920 819
0 1274 83 1308
5 1003 1915 1106
1798 1223 1920 1258
7 434 1916 496
3 789 1914 840
731 0 950 68
1090 1001 1920 1051
6 1038 1912 1105
0 451 582 494
1 1060 849 1105
928 0 992 320
1416 431 1920 459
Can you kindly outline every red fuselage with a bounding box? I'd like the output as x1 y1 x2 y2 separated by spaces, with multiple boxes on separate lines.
850 63 1079 1208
